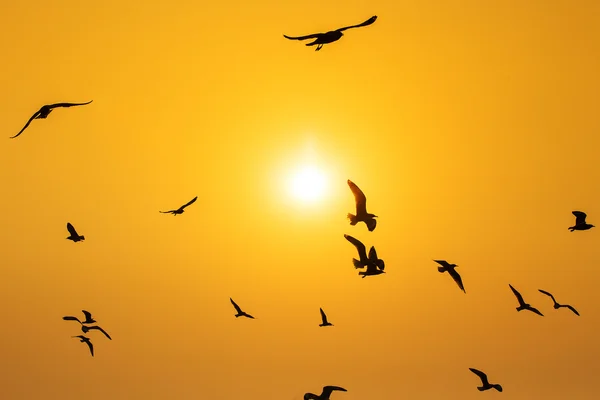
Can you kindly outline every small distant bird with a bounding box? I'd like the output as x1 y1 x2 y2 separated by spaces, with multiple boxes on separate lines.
343 234 370 269
304 386 347 400
359 258 386 278
284 16 377 51
569 211 594 231
10 100 93 139
469 368 503 392
63 310 96 324
82 325 112 340
538 289 580 316
72 335 94 357
346 180 377 231
160 196 198 215
509 284 544 316
433 260 465 293
319 308 333 327
66 223 85 242
230 298 255 319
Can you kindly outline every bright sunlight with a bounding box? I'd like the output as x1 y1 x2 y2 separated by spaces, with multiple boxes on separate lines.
288 165 328 202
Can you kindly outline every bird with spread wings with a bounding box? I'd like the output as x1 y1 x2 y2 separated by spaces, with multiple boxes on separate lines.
284 16 377 51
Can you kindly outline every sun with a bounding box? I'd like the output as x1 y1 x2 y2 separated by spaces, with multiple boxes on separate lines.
288 165 328 202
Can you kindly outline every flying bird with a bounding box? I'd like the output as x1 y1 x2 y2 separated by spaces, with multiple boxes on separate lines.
66 223 85 242
319 308 333 327
509 284 544 316
433 260 465 293
343 234 370 269
569 211 594 231
346 180 377 231
538 289 580 316
62 310 96 324
82 325 112 340
72 335 94 357
469 368 503 392
358 259 386 278
284 16 377 51
230 298 255 319
10 100 93 139
160 196 198 215
304 386 347 400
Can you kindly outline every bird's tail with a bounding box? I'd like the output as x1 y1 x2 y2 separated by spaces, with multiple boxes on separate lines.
477 387 485 392
352 258 363 269
437 266 446 273
568 226 575 232
347 213 358 225
493 384 503 392
81 236 85 240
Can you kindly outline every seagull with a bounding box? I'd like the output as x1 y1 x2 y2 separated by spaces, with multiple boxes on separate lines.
72 335 94 357
538 289 580 316
509 284 544 316
358 259 386 278
284 16 377 51
82 325 112 340
230 298 255 319
343 234 370 269
66 223 85 242
433 260 465 293
10 100 93 139
160 196 198 215
569 211 594 231
304 386 347 400
319 308 333 327
346 180 377 231
62 310 96 324
469 368 503 392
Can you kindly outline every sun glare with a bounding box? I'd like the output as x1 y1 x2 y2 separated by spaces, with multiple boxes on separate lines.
288 165 328 202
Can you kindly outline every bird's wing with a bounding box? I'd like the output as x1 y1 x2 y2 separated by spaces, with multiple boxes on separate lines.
565 305 580 316
509 284 525 305
283 33 322 41
320 308 328 324
538 289 556 303
180 196 198 209
433 260 451 268
10 110 41 139
82 310 93 322
347 180 367 215
84 339 94 356
63 316 82 324
230 298 243 314
244 313 255 319
159 210 175 214
48 100 93 108
89 326 112 340
344 234 367 260
448 268 465 292
528 307 544 316
572 211 587 224
321 386 347 397
368 246 378 262
469 368 489 385
337 15 378 32
303 394 318 400
67 223 79 236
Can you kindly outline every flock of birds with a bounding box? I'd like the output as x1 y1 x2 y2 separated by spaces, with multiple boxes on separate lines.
9 13 595 399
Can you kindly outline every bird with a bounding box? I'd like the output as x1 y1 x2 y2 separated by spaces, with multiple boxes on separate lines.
66 223 85 242
72 335 94 357
160 196 198 215
469 368 503 392
343 234 370 269
538 289 580 316
62 310 96 324
284 16 377 51
82 325 112 340
10 100 93 139
509 284 544 316
346 179 377 231
368 246 385 271
230 298 255 319
319 308 333 327
304 386 347 400
358 258 386 278
569 211 594 231
433 260 465 293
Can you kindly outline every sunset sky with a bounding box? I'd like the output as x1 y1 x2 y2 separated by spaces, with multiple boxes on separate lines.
1 0 599 399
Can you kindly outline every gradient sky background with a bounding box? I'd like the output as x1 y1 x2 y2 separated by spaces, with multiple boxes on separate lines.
1 0 599 399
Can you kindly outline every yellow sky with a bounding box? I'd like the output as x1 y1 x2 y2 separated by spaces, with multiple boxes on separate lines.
1 0 599 399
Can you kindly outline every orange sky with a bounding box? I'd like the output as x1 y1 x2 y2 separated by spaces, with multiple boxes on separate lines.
1 1 599 399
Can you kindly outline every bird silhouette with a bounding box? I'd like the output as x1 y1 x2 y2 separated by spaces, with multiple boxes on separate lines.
358 258 386 278
509 284 544 316
433 260 465 293
304 386 347 400
230 298 255 319
10 101 93 139
160 196 198 215
469 368 503 392
569 211 594 231
72 335 94 357
343 234 370 269
284 16 377 51
368 246 385 271
319 308 333 327
66 223 85 242
62 310 96 324
538 289 580 316
82 325 112 340
346 180 377 231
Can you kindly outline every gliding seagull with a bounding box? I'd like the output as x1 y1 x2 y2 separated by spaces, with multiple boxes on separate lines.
469 368 503 392
538 289 580 316
10 100 93 139
284 16 377 51
433 260 465 293
509 284 544 316
319 308 333 327
346 179 377 231
160 196 198 215
230 298 255 319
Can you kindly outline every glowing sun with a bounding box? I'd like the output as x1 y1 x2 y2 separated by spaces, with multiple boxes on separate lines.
288 165 328 202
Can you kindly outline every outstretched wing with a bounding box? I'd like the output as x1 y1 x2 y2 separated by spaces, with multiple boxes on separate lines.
10 109 42 139
509 284 525 305
67 223 79 237
572 211 587 225
337 15 378 32
230 298 243 314
321 386 347 397
528 307 544 317
433 260 451 269
368 247 380 266
81 310 94 322
347 180 367 215
180 196 198 210
344 234 367 260
63 316 82 324
283 33 322 41
159 210 175 214
565 305 580 316
469 368 489 385
84 339 94 356
48 100 93 108
320 308 328 324
448 268 466 293
88 326 112 340
538 289 556 303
